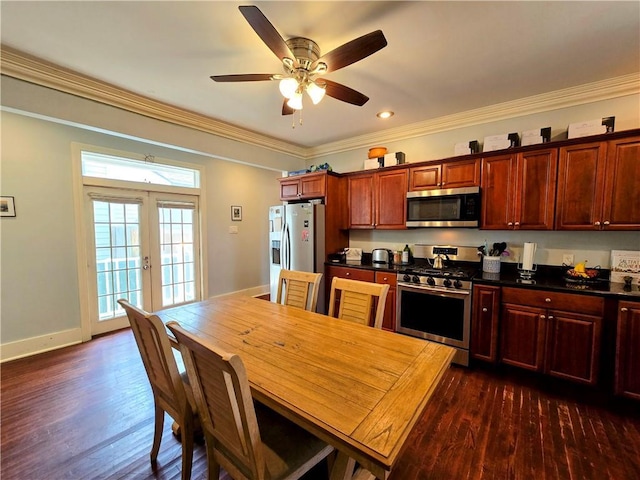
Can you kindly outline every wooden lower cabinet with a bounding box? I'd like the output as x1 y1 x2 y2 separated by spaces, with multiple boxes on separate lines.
500 303 547 371
471 285 500 363
324 265 396 331
375 271 397 332
615 301 640 400
499 287 604 385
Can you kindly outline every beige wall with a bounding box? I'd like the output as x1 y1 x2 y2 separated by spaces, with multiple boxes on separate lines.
0 108 286 358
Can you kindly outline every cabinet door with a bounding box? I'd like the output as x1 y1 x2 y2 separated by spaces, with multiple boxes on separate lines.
376 169 408 229
555 142 607 230
481 154 517 229
348 173 375 228
442 159 481 188
500 303 546 371
615 301 640 400
300 174 326 199
515 148 557 230
602 136 640 230
471 285 500 363
375 271 397 332
409 164 441 190
545 310 601 385
280 178 302 200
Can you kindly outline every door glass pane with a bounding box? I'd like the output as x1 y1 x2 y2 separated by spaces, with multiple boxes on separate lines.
92 200 142 319
158 204 196 307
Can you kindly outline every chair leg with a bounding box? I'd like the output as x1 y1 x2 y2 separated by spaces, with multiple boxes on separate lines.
180 415 194 480
204 432 220 480
151 404 164 464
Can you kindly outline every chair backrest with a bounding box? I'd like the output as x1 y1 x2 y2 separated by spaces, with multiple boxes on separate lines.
166 321 266 480
275 269 322 312
328 277 390 329
118 299 190 422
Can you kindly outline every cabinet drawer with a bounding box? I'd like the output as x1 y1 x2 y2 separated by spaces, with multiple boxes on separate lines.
328 266 375 282
502 287 604 316
374 271 397 286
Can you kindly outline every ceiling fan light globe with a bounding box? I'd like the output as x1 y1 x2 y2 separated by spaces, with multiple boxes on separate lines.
279 77 299 99
287 92 303 110
306 81 326 104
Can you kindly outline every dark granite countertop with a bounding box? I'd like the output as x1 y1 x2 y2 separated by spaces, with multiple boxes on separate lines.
326 260 640 300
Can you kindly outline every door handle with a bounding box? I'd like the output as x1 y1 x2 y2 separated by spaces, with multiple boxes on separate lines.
142 256 150 270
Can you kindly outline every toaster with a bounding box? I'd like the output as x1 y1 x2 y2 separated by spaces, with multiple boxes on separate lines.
372 248 392 264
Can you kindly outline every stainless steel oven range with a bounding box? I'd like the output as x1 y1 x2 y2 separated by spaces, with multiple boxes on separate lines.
396 245 480 366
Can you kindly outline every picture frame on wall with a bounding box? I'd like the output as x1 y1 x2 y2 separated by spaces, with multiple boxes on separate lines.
0 196 16 217
231 205 242 221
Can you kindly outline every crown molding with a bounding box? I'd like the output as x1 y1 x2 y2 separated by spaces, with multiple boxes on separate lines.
0 46 308 159
2 46 638 161
308 73 640 157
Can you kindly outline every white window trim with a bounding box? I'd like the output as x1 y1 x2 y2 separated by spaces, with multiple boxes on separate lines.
71 142 208 341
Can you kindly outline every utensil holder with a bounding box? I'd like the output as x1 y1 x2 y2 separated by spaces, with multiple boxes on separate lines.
483 256 501 273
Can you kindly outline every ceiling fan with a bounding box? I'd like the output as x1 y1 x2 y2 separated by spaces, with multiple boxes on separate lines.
211 5 387 115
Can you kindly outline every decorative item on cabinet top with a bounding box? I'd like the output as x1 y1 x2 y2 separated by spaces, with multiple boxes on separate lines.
364 151 405 170
483 132 520 152
287 163 332 176
568 116 615 139
454 140 480 156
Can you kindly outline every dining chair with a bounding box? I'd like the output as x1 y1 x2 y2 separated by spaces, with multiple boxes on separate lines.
275 269 323 312
166 320 335 480
118 299 196 480
328 277 390 329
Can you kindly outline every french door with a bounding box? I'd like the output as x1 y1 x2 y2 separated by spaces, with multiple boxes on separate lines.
84 187 201 335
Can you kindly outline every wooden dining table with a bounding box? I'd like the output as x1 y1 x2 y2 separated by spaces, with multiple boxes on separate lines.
156 295 455 480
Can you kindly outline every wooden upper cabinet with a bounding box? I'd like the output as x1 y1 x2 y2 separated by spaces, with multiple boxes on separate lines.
348 173 375 228
409 158 480 191
376 169 408 229
348 169 407 229
603 136 640 229
555 141 607 230
279 171 326 201
481 149 557 230
556 136 640 230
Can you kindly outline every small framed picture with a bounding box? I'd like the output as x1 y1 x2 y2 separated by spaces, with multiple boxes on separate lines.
231 205 242 221
0 196 16 217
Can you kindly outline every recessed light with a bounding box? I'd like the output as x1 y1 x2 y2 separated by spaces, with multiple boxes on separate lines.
376 111 394 119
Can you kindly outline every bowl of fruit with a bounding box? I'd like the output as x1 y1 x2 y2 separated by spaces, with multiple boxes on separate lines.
564 261 602 282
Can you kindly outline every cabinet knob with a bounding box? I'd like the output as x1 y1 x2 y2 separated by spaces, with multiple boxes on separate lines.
345 272 350 276
540 315 546 319
548 315 554 320
603 221 610 226
383 277 388 281
514 221 520 226
545 298 551 303
594 221 601 226
482 307 488 312
507 222 513 226
621 307 628 312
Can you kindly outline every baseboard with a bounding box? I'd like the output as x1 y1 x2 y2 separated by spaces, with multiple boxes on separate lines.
1 328 83 363
213 285 270 299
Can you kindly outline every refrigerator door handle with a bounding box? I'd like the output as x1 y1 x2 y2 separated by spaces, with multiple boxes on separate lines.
282 221 290 270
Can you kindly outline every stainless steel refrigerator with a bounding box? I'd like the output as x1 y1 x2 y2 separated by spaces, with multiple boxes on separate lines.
269 202 326 312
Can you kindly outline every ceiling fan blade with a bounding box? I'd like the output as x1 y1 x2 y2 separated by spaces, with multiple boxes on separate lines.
210 74 275 82
314 30 387 73
239 5 296 62
323 80 369 106
282 100 294 116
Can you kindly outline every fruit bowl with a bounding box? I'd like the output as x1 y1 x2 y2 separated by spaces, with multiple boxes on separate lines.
564 266 602 283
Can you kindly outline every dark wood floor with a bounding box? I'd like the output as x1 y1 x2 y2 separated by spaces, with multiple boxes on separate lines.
2 328 639 480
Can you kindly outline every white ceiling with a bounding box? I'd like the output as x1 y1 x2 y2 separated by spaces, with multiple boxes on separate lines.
1 1 639 148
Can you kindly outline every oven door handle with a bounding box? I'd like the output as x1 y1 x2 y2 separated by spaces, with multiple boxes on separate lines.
398 284 471 296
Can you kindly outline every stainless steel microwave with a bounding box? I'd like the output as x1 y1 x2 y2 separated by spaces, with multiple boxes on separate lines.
406 186 480 228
